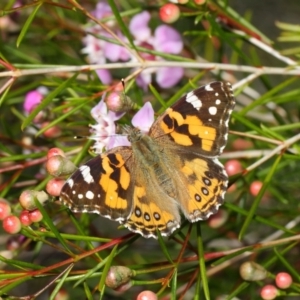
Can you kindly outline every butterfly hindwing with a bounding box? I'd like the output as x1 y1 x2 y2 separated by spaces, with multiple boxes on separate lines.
175 152 228 222
123 184 181 238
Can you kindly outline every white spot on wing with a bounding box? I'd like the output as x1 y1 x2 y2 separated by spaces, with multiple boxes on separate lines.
205 84 213 91
86 191 94 200
79 165 94 184
209 106 217 115
204 178 210 185
67 178 74 188
215 99 221 105
186 91 202 111
223 132 228 142
78 194 83 199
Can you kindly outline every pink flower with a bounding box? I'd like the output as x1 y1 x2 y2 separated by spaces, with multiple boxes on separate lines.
90 97 155 152
23 87 48 113
129 11 184 90
153 25 183 53
90 95 126 153
132 102 154 133
81 2 130 84
82 27 130 65
92 2 112 20
129 11 151 42
23 91 43 113
82 4 184 89
95 69 112 85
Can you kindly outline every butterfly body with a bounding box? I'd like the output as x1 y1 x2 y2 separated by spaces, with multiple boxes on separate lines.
60 81 235 238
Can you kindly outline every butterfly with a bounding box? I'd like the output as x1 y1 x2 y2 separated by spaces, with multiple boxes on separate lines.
60 81 235 238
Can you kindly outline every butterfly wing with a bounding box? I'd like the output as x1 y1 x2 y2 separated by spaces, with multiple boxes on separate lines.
60 144 181 238
174 153 228 222
149 81 235 221
122 164 181 238
151 81 235 157
60 148 134 222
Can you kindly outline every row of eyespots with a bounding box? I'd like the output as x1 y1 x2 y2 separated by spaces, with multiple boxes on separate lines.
134 207 161 221
194 176 213 202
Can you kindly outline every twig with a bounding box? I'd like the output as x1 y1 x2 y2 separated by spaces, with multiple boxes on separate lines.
1 62 300 78
245 133 300 172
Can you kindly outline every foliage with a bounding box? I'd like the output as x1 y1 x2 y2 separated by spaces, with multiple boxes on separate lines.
1 1 300 299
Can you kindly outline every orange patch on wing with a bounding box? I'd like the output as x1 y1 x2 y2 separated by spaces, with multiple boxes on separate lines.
100 156 128 210
135 186 146 198
161 110 216 151
119 166 130 190
170 131 193 146
182 158 224 213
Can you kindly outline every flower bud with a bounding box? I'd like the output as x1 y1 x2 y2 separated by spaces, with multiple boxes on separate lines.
240 261 267 281
0 198 11 220
46 155 77 178
159 4 180 24
0 250 14 269
19 190 48 210
3 215 21 234
105 266 134 289
105 92 136 113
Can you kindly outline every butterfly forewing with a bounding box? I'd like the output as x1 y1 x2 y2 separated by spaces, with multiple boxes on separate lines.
60 148 134 222
153 81 235 157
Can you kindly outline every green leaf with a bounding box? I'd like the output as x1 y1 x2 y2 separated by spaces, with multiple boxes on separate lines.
34 197 72 254
0 79 12 108
239 154 282 239
225 202 295 234
35 100 88 136
215 0 272 44
98 244 119 292
17 2 43 47
226 282 250 300
260 124 284 141
276 21 300 32
84 282 94 300
232 112 266 136
239 77 298 116
170 268 178 300
157 231 174 264
106 0 137 53
74 260 106 288
68 212 102 261
0 256 43 271
196 223 210 300
149 84 168 110
273 248 300 281
0 278 30 294
49 264 74 300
